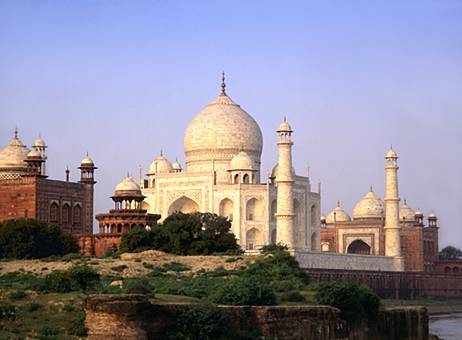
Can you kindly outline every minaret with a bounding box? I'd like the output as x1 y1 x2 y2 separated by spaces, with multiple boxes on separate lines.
33 135 47 176
275 117 295 250
79 153 97 235
384 147 403 270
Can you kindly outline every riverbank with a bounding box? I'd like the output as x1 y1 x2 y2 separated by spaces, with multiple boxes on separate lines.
383 296 462 315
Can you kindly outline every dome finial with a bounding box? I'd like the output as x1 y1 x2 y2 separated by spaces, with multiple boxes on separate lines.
337 200 340 207
160 148 163 157
220 71 226 95
370 184 373 192
14 127 18 139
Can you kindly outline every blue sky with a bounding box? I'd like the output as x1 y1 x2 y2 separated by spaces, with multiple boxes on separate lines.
1 1 461 247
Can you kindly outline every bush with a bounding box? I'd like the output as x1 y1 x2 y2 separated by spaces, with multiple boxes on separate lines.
41 270 73 293
69 311 87 336
278 290 306 303
314 282 381 324
0 303 16 320
162 262 191 272
8 289 27 300
39 326 58 339
0 219 78 259
123 278 152 295
39 265 100 293
25 302 43 312
121 213 241 255
166 304 236 340
208 276 276 305
111 264 128 272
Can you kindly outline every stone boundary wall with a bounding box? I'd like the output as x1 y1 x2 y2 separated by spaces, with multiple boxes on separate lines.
84 294 428 340
306 268 462 298
295 251 399 271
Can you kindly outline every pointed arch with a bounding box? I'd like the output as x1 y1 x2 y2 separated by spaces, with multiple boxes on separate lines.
246 228 261 250
347 239 371 255
246 198 261 221
219 198 234 221
168 196 199 215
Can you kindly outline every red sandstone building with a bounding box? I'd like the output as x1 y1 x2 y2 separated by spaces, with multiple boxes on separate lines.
0 129 96 236
320 196 439 272
80 175 160 256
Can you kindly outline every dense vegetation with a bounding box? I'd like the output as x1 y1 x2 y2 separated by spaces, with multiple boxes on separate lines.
0 219 78 259
121 212 241 255
439 245 462 260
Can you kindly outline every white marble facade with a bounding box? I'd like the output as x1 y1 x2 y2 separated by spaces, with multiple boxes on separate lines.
141 76 320 252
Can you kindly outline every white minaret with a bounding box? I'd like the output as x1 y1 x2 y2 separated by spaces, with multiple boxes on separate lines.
275 117 295 250
33 136 47 176
384 147 403 270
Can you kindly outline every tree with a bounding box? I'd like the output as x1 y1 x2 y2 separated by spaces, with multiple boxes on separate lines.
439 246 462 260
0 219 78 259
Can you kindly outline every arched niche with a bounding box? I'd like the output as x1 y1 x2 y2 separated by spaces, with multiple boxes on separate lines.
347 239 371 255
311 232 318 251
246 228 261 250
246 198 261 221
310 204 317 225
168 196 199 215
219 198 234 221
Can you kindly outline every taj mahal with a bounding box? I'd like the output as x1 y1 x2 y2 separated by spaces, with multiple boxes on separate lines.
141 74 321 253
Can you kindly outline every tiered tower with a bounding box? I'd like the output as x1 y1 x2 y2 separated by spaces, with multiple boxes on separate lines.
275 118 295 249
79 154 97 235
384 147 403 270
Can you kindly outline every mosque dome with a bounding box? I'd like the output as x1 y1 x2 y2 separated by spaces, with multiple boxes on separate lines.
33 137 46 148
183 74 263 173
386 148 398 159
326 202 351 224
399 200 415 222
277 119 292 133
353 190 385 219
27 148 42 159
148 154 173 174
114 176 142 197
0 131 30 170
81 154 94 166
230 151 254 171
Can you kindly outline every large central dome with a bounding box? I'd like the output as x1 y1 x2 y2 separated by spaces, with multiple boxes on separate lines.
183 78 263 175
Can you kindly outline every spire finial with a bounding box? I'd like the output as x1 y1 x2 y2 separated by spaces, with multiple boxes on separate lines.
370 185 373 192
160 149 163 157
404 198 407 205
127 171 130 178
337 200 340 207
14 127 18 139
220 71 226 95
284 115 286 122
86 151 89 157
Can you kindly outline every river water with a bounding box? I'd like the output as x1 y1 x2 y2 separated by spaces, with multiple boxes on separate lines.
429 313 462 340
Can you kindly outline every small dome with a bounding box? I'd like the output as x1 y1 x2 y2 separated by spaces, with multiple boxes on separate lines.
33 137 46 147
114 176 142 196
27 149 42 159
415 209 423 217
230 151 254 171
386 148 398 159
326 202 351 224
353 190 385 219
320 215 326 222
148 154 172 174
399 200 415 222
271 163 296 178
172 159 182 171
0 131 30 170
81 155 94 166
277 119 292 133
428 212 437 219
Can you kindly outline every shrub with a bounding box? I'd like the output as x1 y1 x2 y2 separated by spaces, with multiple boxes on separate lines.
41 270 73 293
162 262 191 272
166 304 236 340
111 264 128 272
260 243 288 254
123 278 152 295
314 282 381 324
0 219 78 259
278 290 306 303
8 289 27 300
0 271 42 290
68 265 100 291
39 326 58 339
120 226 154 252
39 265 100 293
69 310 87 336
208 276 276 305
0 303 16 320
25 302 43 312
63 302 75 312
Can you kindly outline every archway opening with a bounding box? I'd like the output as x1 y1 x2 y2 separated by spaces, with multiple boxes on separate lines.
246 228 260 250
347 239 371 255
219 198 234 221
246 198 261 221
168 196 199 215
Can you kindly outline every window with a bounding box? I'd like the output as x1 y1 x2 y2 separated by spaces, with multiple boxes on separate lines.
62 204 71 224
50 203 59 223
73 205 82 225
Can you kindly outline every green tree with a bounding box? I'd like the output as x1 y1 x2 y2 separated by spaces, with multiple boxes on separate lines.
439 246 462 260
120 226 154 252
0 219 78 259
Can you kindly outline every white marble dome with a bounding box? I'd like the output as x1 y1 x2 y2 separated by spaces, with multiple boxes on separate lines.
230 151 254 170
399 200 415 222
33 137 46 148
114 176 142 196
0 133 30 170
183 89 263 173
326 203 351 224
353 190 385 219
271 163 296 179
27 148 42 159
81 155 94 166
148 155 172 174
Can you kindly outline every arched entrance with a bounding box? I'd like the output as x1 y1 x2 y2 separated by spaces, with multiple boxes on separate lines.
168 196 199 215
246 228 261 250
347 239 371 255
219 198 234 220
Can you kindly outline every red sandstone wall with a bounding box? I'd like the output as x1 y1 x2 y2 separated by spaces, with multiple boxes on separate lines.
0 178 37 222
79 234 122 257
401 227 424 272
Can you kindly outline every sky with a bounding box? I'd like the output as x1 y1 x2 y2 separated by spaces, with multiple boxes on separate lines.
0 1 461 248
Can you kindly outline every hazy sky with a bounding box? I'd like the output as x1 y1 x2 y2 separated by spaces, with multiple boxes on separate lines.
1 1 461 248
